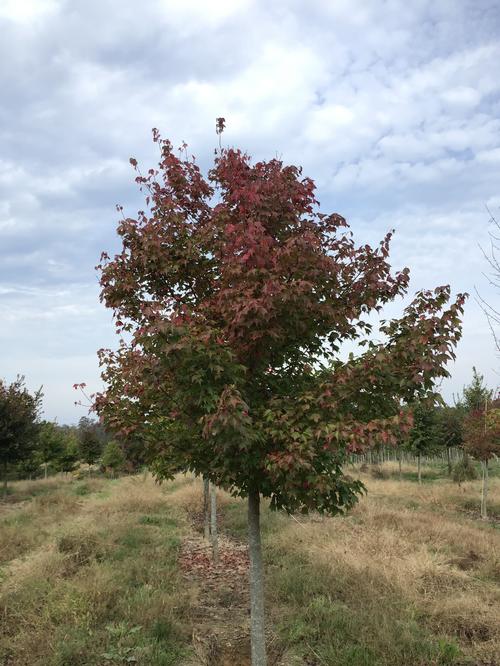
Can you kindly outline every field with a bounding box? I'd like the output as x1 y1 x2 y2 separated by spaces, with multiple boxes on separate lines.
0 463 499 666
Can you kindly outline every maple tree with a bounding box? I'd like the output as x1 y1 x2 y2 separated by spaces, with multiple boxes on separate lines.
94 127 466 665
463 399 500 519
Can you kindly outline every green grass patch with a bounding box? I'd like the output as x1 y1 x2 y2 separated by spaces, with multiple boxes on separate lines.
0 478 192 666
138 514 177 528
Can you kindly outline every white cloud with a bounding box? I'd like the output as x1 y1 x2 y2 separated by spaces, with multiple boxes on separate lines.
1 0 500 420
0 0 59 23
156 0 252 33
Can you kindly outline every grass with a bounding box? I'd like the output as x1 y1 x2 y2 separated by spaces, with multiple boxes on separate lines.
222 466 500 665
0 475 194 665
1 465 499 665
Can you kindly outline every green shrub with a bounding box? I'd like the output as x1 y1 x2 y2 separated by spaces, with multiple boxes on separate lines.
452 458 478 485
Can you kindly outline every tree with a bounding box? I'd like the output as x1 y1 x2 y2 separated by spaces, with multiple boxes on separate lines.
406 401 440 484
57 433 80 474
101 440 125 477
0 377 42 495
453 367 493 478
95 128 466 665
117 434 147 472
451 455 477 487
77 417 102 473
436 406 463 475
16 453 43 481
463 400 500 519
457 367 493 413
36 421 66 478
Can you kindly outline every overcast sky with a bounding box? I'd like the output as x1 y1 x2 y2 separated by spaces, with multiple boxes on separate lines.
1 0 500 423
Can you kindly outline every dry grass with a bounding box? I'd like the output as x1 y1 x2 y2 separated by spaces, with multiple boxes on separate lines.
0 474 194 665
217 467 500 665
2 467 499 665
285 473 499 663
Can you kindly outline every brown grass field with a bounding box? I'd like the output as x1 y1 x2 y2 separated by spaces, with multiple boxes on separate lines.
0 463 499 665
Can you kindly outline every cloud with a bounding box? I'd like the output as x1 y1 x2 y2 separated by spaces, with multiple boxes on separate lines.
1 0 500 420
0 0 58 23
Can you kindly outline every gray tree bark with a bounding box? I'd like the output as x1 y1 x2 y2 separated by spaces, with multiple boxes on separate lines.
481 460 489 520
210 482 219 564
203 477 210 541
248 489 267 666
417 454 422 484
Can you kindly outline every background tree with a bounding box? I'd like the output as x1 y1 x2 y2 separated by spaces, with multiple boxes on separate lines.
456 367 493 413
36 421 66 478
95 129 465 665
0 377 42 495
101 440 125 477
435 405 463 475
120 435 147 473
57 432 80 475
453 367 494 477
463 400 500 519
77 416 103 474
16 453 43 481
405 401 440 484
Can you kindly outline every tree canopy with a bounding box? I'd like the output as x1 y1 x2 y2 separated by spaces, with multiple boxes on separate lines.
0 377 42 487
463 402 500 462
93 129 466 665
406 401 440 458
77 416 103 467
37 421 66 472
457 367 493 413
101 440 125 474
95 131 466 513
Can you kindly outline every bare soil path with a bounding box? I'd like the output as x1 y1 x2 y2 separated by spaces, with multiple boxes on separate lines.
179 533 252 665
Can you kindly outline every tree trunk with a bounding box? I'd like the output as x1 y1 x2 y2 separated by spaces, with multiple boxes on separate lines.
481 460 489 520
248 489 267 666
446 447 452 476
44 462 48 479
417 454 422 485
203 477 210 541
2 463 7 497
398 454 402 481
210 483 219 564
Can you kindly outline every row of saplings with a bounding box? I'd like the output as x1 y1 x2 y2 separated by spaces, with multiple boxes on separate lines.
0 379 138 496
357 366 499 520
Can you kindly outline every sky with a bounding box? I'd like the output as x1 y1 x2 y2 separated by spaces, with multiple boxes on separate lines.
1 0 500 423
